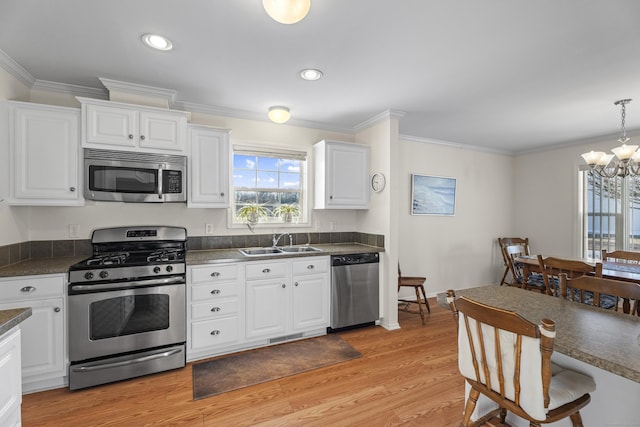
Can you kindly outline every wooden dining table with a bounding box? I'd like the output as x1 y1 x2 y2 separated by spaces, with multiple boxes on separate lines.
437 285 640 426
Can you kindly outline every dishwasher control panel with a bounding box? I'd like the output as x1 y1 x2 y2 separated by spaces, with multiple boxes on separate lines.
331 253 379 266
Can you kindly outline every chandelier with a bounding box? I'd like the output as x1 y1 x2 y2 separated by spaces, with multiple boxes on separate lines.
581 99 638 178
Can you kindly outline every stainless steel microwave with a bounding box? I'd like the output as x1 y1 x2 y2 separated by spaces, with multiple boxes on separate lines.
84 149 187 203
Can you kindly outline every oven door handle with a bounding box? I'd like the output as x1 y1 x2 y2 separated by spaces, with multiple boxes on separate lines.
69 276 184 292
70 347 183 372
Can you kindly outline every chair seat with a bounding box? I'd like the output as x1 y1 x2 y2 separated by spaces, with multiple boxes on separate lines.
400 276 426 286
548 364 596 411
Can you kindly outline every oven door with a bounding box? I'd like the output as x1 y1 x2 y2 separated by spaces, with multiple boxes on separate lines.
68 281 186 362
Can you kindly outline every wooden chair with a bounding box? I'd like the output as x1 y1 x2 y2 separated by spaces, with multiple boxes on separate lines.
498 237 529 286
446 290 595 427
559 273 640 315
602 249 640 264
398 264 430 324
536 255 602 297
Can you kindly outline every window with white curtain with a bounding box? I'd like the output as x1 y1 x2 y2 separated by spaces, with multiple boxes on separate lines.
582 170 640 258
231 145 307 225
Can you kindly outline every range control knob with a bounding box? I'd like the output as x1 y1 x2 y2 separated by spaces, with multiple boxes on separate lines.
84 272 94 280
153 266 161 274
166 265 173 273
99 270 108 279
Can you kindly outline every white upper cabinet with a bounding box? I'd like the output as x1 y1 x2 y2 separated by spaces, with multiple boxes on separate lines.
187 125 230 208
8 101 83 206
78 97 188 154
314 140 370 209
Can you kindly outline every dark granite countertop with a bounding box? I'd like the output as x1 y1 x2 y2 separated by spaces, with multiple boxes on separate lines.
0 308 32 336
437 285 640 383
0 243 384 277
187 243 383 265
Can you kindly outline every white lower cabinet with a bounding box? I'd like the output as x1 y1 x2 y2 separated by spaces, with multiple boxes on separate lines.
186 256 330 362
0 274 66 393
186 263 244 362
0 327 22 426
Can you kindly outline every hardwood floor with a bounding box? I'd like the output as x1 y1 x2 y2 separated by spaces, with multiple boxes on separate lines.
21 300 481 426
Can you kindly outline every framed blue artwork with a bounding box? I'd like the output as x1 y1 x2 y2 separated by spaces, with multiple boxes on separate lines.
411 174 456 216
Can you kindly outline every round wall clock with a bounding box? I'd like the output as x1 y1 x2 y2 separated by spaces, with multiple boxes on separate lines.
371 172 386 192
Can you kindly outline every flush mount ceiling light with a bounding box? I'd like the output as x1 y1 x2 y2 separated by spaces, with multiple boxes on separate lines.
300 68 323 81
262 0 311 24
141 33 173 51
581 99 639 178
268 106 291 124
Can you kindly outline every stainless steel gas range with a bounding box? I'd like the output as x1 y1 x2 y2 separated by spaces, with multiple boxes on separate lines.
67 226 187 390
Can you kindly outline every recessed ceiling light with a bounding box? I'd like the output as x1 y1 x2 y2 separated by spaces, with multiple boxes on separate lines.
141 33 173 51
300 68 323 81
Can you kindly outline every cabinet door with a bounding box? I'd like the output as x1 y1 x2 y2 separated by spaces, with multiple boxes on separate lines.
292 274 329 331
245 279 288 339
326 142 369 208
0 328 21 426
139 111 186 152
85 103 137 148
0 298 65 385
11 103 82 205
188 126 230 207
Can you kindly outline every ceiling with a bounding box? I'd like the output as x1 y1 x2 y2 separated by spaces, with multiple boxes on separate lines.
1 0 640 153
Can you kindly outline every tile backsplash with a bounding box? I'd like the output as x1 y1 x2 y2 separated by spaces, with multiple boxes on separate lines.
0 232 384 268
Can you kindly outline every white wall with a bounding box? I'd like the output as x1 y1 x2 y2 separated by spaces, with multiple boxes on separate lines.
398 139 515 296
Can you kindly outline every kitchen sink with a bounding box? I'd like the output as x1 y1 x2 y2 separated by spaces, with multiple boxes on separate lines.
239 247 283 256
279 246 322 253
239 246 323 256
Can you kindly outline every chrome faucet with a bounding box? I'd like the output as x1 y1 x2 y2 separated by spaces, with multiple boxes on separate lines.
272 233 292 247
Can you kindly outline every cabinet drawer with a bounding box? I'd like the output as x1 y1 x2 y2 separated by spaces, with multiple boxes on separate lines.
191 282 238 302
245 261 287 280
191 299 239 320
190 264 239 284
191 317 239 349
0 275 64 301
292 257 329 276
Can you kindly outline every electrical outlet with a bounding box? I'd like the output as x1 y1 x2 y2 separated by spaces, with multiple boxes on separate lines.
69 224 80 238
205 224 214 234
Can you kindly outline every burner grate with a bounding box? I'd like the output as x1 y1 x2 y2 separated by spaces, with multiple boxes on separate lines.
147 249 183 263
86 252 130 266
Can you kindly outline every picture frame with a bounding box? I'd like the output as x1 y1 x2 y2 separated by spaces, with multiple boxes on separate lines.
411 174 456 216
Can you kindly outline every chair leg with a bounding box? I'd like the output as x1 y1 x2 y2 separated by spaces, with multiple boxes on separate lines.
569 412 584 427
414 287 425 324
499 407 507 424
500 266 509 285
419 284 431 313
462 388 480 427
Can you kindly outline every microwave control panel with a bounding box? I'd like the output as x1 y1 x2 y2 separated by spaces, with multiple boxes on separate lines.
164 170 183 194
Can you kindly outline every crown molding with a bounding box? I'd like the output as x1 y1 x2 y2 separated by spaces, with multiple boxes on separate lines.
98 78 178 106
400 134 512 155
32 80 107 99
0 49 35 88
354 109 406 131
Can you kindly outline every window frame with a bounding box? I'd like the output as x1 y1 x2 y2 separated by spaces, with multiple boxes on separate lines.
228 144 310 229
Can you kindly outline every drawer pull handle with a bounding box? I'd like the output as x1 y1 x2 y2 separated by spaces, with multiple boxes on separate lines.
210 272 221 277
263 268 271 273
21 286 36 293
211 307 221 312
210 330 220 336
307 265 315 270
211 289 221 295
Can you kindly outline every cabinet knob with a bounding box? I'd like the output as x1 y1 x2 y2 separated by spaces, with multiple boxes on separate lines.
210 272 220 277
210 330 220 336
263 268 271 274
54 307 61 313
140 135 146 140
282 283 286 288
70 187 76 192
295 282 299 287
128 134 134 139
329 195 333 199
20 286 36 293
211 307 221 312
307 265 315 270
220 192 225 196
210 289 221 295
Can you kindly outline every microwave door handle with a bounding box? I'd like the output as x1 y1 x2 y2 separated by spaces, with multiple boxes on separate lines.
158 168 163 200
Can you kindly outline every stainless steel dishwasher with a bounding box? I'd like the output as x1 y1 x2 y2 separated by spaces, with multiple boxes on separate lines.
329 253 379 331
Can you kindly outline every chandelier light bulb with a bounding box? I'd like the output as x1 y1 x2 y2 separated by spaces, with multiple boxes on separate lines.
262 0 311 24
